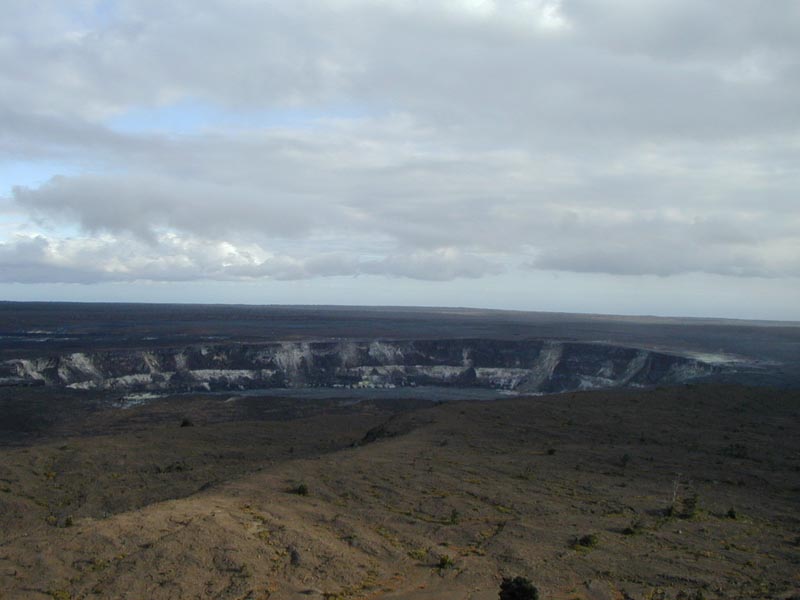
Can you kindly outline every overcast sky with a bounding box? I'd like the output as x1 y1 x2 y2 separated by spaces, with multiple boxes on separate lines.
1 0 799 320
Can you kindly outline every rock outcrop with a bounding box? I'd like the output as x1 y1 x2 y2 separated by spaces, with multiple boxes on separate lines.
0 339 722 394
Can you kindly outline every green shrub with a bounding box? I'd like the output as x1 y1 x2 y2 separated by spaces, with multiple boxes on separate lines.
407 547 428 561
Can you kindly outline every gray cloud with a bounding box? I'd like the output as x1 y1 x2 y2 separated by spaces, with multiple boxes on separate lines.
0 233 503 284
4 1 798 139
1 0 799 285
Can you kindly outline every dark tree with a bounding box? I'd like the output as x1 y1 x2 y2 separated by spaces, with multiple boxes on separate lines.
499 576 539 600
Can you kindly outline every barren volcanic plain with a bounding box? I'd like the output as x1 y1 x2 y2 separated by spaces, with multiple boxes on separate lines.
0 303 798 599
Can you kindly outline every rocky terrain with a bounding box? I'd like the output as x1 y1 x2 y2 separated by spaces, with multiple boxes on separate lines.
2 303 797 391
0 304 797 599
1 339 725 395
0 384 798 599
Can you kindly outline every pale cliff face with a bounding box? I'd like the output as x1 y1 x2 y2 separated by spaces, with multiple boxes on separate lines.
1 339 721 394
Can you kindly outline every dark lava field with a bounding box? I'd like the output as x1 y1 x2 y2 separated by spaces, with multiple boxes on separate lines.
0 303 798 599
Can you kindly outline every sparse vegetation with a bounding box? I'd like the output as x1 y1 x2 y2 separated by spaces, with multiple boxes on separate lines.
573 533 599 549
681 493 699 518
448 508 460 524
676 590 706 600
291 482 309 496
666 492 700 519
665 475 701 519
1 375 797 600
623 517 644 535
407 547 428 561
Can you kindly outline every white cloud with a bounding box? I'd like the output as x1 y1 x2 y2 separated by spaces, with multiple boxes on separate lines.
0 233 504 284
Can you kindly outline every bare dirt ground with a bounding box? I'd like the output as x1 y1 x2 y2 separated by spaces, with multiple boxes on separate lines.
1 384 798 599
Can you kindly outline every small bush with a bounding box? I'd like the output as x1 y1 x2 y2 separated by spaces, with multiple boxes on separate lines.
667 493 699 519
499 576 539 600
681 494 699 518
573 533 598 549
437 554 455 570
665 478 700 519
546 448 556 456
407 547 428 561
291 483 309 496
622 517 644 535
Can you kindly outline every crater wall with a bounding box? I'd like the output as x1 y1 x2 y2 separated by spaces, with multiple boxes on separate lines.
0 339 722 394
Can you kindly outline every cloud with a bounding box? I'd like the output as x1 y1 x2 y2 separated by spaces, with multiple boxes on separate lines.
0 233 503 284
0 0 799 288
13 172 328 240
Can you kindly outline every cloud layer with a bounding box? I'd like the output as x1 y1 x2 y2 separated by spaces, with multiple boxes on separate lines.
1 0 799 292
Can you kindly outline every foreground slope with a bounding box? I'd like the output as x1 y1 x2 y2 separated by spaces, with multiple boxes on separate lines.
1 385 799 599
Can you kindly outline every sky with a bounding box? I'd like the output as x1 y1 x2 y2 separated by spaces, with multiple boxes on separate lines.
1 0 799 320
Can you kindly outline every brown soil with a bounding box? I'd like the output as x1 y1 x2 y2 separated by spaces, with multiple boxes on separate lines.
1 385 798 599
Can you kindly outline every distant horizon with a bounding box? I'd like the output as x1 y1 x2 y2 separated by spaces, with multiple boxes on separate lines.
2 297 798 326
